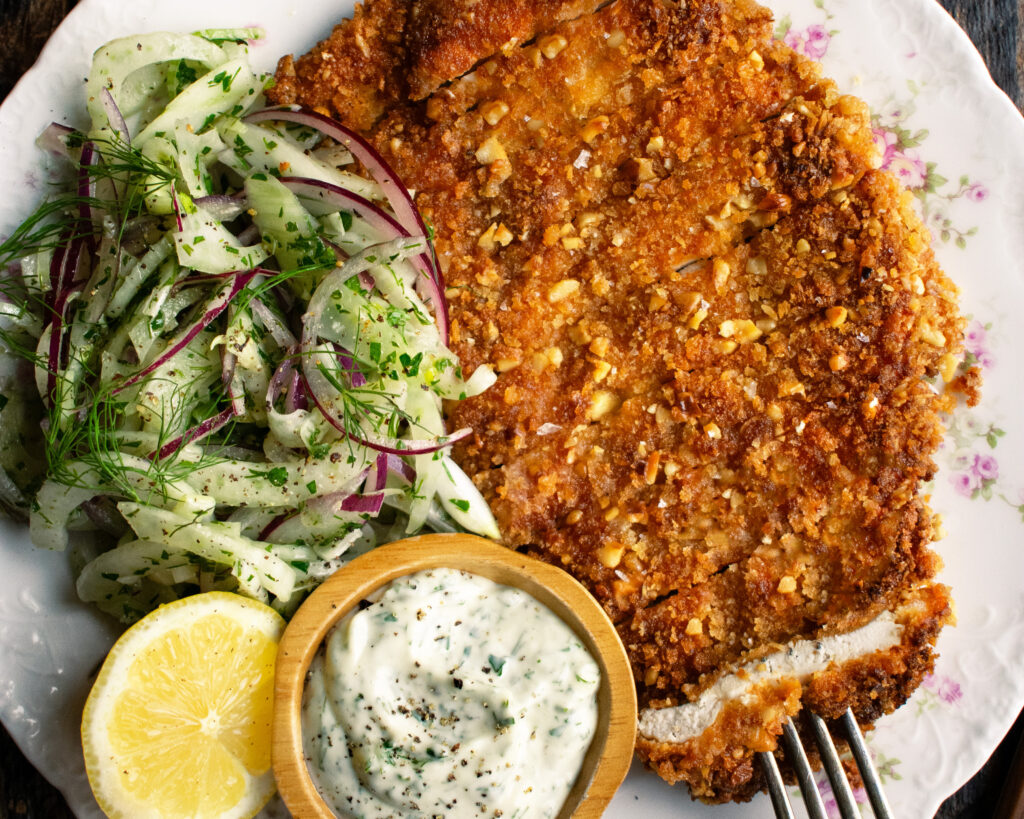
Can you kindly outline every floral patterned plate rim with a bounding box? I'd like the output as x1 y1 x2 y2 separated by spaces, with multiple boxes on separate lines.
0 0 1022 817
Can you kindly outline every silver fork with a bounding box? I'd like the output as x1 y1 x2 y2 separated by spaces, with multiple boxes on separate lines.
758 708 894 819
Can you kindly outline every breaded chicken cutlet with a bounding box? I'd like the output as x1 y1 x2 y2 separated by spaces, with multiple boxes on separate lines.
271 0 978 803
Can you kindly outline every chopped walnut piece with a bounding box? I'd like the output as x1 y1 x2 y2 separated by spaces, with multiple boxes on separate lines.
581 115 610 144
598 543 624 568
548 279 580 303
539 34 568 59
588 390 620 420
825 306 848 328
481 100 510 125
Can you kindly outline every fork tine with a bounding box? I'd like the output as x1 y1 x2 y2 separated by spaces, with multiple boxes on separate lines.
758 751 797 819
808 712 860 819
780 720 829 819
839 708 894 819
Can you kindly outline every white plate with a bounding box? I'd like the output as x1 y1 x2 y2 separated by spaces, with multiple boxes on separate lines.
1 0 1022 816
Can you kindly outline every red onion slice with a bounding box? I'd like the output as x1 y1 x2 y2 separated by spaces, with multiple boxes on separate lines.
99 88 130 143
387 453 416 483
170 184 184 233
221 346 245 417
334 345 367 389
339 493 385 515
221 346 237 391
364 452 414 491
36 123 74 158
281 177 405 235
156 405 236 461
285 369 308 413
47 229 89 308
266 351 298 411
257 513 288 542
247 109 425 235
258 475 372 542
299 251 460 455
46 232 71 308
113 272 256 394
266 349 309 415
280 176 448 341
77 142 99 241
194 194 247 222
247 108 443 284
367 452 389 492
44 236 85 404
249 297 298 349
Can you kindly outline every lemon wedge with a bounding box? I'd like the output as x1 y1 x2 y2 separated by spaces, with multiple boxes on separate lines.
81 592 285 819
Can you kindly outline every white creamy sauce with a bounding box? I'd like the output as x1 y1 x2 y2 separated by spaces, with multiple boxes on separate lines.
638 612 904 744
302 568 601 818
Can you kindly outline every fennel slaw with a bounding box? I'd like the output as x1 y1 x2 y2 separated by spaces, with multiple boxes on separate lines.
0 28 498 621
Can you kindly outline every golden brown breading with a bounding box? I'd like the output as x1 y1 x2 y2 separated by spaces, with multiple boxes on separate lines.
638 678 802 802
275 0 972 803
271 0 408 132
405 0 609 98
269 0 608 128
637 583 951 802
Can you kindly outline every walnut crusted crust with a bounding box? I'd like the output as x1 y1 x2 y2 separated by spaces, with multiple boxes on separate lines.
270 0 608 129
639 678 803 801
272 0 975 803
637 583 952 802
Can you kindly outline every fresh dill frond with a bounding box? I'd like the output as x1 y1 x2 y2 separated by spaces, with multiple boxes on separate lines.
45 368 233 504
0 197 95 268
86 133 177 191
234 260 338 316
0 283 46 364
0 133 177 269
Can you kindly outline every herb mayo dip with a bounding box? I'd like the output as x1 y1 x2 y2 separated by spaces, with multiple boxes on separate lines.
302 568 601 818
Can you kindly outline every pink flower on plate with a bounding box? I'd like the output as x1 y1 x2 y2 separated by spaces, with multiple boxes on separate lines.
923 673 964 705
975 351 995 369
973 454 999 481
966 183 989 203
887 151 928 189
949 470 980 498
871 128 928 188
965 319 987 350
872 128 899 167
784 24 831 60
817 778 868 819
964 319 995 369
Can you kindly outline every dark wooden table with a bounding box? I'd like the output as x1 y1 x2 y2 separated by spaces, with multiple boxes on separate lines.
0 0 1022 817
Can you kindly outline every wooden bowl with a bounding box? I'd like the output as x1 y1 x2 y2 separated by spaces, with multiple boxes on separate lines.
273 532 637 818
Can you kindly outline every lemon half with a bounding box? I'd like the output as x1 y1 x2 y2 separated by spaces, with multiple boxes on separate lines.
82 592 285 819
